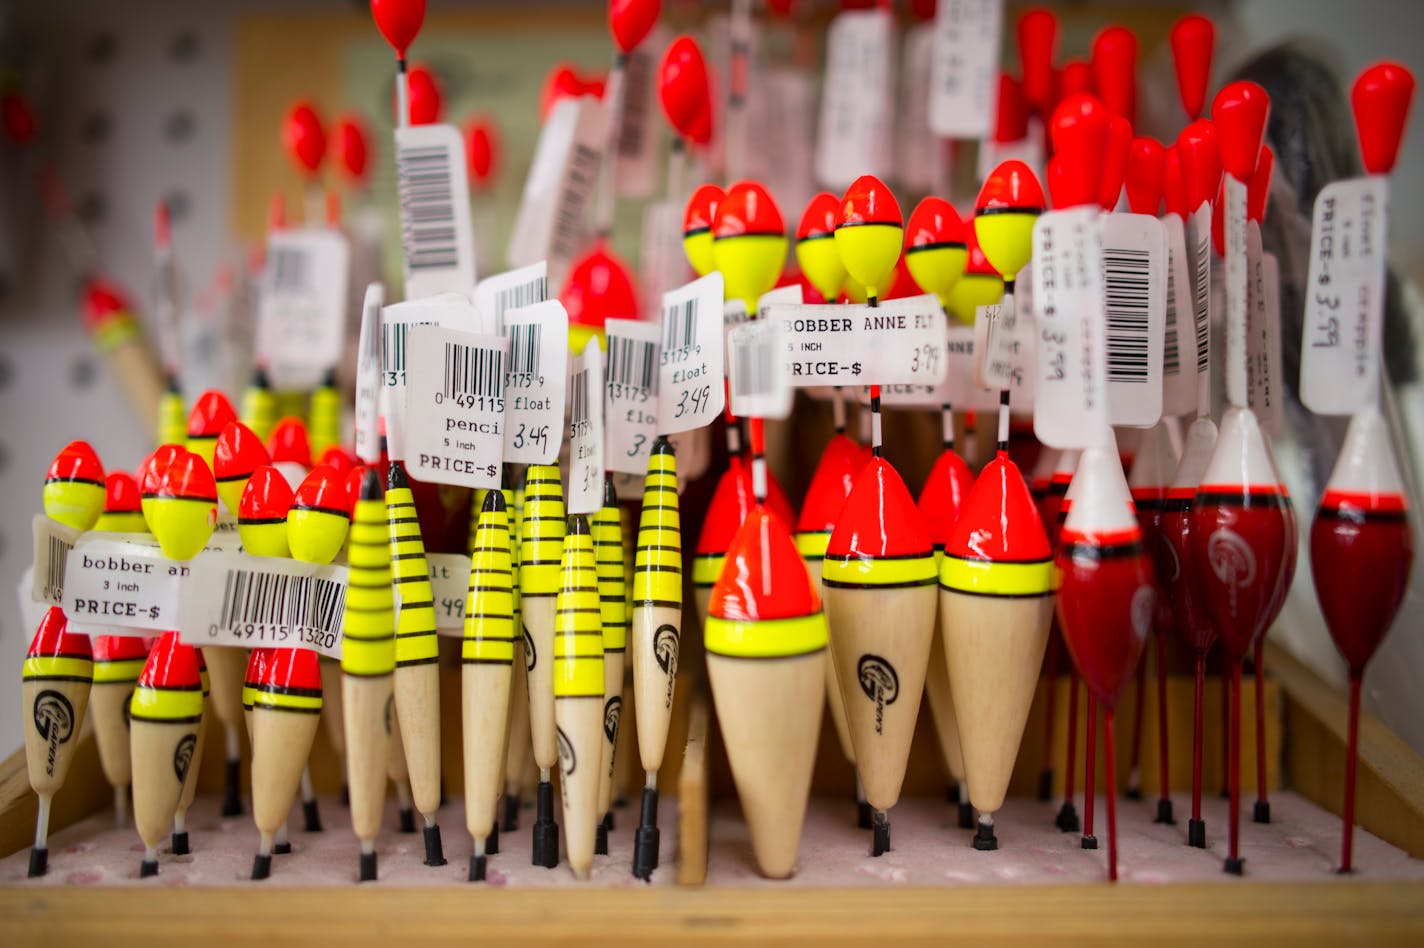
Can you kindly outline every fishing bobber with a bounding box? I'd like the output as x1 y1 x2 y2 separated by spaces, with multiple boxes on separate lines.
630 438 682 880
171 650 211 855
658 34 713 149
249 648 324 880
1016 8 1057 119
705 507 828 879
974 160 1045 290
562 243 639 353
520 463 567 869
309 372 342 459
1169 15 1214 122
22 608 93 878
945 233 1004 325
387 461 447 867
693 458 755 625
592 478 629 855
240 369 279 443
904 197 969 314
796 192 848 303
237 465 294 557
186 390 238 468
682 183 724 277
822 458 937 856
268 416 313 488
43 440 106 530
128 631 202 878
142 448 219 561
283 100 326 181
93 471 147 533
1091 26 1137 123
939 452 1055 851
342 468 396 881
1056 445 1156 882
714 179 789 307
214 421 271 515
834 174 902 303
90 634 150 828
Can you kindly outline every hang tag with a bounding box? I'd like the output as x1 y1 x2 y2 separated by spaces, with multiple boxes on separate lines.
1300 176 1388 416
1161 216 1197 417
768 295 948 387
256 228 351 391
178 551 347 658
503 300 570 464
428 552 472 635
641 201 692 321
728 319 793 420
1031 206 1108 449
31 515 84 605
929 0 1003 138
567 340 606 514
395 123 478 299
62 534 185 635
604 318 662 476
354 282 385 465
1223 175 1250 408
474 261 549 335
1101 213 1166 428
1186 203 1213 402
658 272 726 433
761 67 817 228
1008 304 1038 414
897 22 937 193
507 96 608 288
403 325 508 489
974 301 1014 389
381 293 482 461
861 322 975 409
815 9 895 190
737 283 803 365
616 27 666 199
1248 240 1286 437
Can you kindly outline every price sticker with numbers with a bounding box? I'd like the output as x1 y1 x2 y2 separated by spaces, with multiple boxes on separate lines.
1300 176 1388 415
354 282 385 465
427 552 472 635
31 515 83 605
929 0 1003 138
728 318 793 420
62 534 186 636
567 339 606 514
604 318 661 475
380 293 482 461
658 272 726 434
974 300 1014 389
403 325 508 489
178 551 348 658
1100 212 1166 428
474 261 548 335
395 123 478 299
503 300 570 464
256 228 351 391
769 294 948 387
864 322 981 408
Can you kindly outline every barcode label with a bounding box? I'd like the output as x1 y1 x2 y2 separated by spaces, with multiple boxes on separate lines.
1101 214 1166 428
1103 249 1151 383
728 319 792 419
380 293 482 461
663 299 698 353
1188 204 1212 379
567 340 605 514
269 245 312 293
354 283 385 464
474 261 548 335
443 340 503 399
62 534 185 635
929 0 1003 138
658 273 726 434
255 229 350 391
1162 216 1198 417
395 123 477 299
503 300 570 464
604 317 662 475
178 552 349 658
615 29 664 199
816 8 895 189
32 515 83 605
770 293 949 388
405 325 507 489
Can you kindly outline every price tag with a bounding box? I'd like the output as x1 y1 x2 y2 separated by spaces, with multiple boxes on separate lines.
567 340 606 514
1161 216 1197 417
761 67 817 229
404 325 508 489
897 22 937 193
503 300 570 464
1031 206 1108 449
1300 176 1388 416
428 552 471 635
395 123 478 299
1186 203 1213 403
640 201 692 321
31 515 83 605
381 293 482 461
768 295 948 387
1101 213 1166 428
929 0 1003 138
615 27 665 199
861 322 978 408
658 273 726 433
604 318 662 476
62 534 185 635
1008 304 1038 413
178 551 348 658
974 301 1014 389
256 228 351 391
354 282 385 465
728 319 793 420
1249 241 1286 437
1223 175 1250 408
507 96 608 287
815 9 895 190
474 261 548 335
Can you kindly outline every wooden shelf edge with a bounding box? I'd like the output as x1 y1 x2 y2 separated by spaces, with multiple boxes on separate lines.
676 681 709 886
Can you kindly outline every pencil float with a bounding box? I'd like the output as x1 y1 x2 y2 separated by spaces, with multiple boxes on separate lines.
22 607 93 878
462 490 516 882
630 438 682 879
171 649 210 855
310 370 342 458
343 468 396 881
592 477 629 854
129 631 202 878
503 477 532 834
239 368 279 443
520 463 566 868
387 461 447 866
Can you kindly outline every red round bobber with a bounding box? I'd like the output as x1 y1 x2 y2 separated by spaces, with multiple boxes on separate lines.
282 101 326 179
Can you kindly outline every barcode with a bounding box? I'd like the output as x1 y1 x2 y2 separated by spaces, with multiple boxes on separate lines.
732 332 776 398
618 50 651 158
507 322 542 378
43 535 71 601
494 277 547 332
1104 248 1151 384
1192 233 1210 373
383 321 434 378
218 570 345 633
550 143 601 260
397 143 458 271
606 336 657 391
1163 250 1180 376
570 367 591 436
663 298 698 351
268 246 312 293
443 341 503 399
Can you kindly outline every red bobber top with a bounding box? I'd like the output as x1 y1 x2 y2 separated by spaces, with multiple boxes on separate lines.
293 464 353 515
105 472 142 513
186 389 237 439
561 242 640 330
715 180 786 238
267 418 312 468
658 35 711 143
240 465 295 521
1248 145 1274 224
1098 114 1134 209
282 101 325 176
838 174 903 228
797 192 841 242
1091 25 1137 121
1017 8 1058 116
1124 137 1165 216
944 454 1051 562
684 183 724 236
826 458 932 559
610 0 662 55
1211 81 1271 181
47 440 104 488
156 451 217 503
1049 94 1112 208
93 635 150 662
334 115 370 183
257 645 323 691
1170 14 1214 121
1162 145 1188 219
215 422 270 481
976 159 1046 214
406 65 442 125
709 509 820 621
994 73 1030 143
138 631 200 689
28 606 91 659
140 445 187 496
906 196 967 249
1353 62 1416 176
697 458 754 556
1175 119 1222 210
796 434 867 533
370 0 426 58
918 449 975 550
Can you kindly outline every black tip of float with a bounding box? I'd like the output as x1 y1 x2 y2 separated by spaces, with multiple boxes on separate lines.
28 847 47 878
1037 769 1054 802
250 854 271 880
1224 856 1245 876
604 810 615 832
957 802 975 830
947 783 960 805
469 854 487 882
273 840 293 855
532 781 559 869
140 858 159 878
1126 786 1143 801
1187 819 1206 848
388 460 410 490
568 514 590 535
972 821 998 852
423 825 446 867
359 468 382 501
651 435 673 454
359 851 378 882
1055 802 1080 833
487 820 500 855
303 798 323 832
603 475 618 507
398 807 416 834
483 488 505 513
1253 800 1271 824
222 759 243 816
633 786 660 880
340 782 350 807
1081 835 1099 850
1155 799 1176 825
595 822 609 855
871 813 890 857
856 799 873 830
502 794 519 832
171 830 190 856
1335 864 1354 876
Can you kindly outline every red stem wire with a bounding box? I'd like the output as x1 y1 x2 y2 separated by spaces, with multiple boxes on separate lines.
1228 660 1242 864
1192 653 1205 822
1084 694 1098 839
1341 673 1362 873
1104 709 1119 881
1063 671 1080 807
1221 649 1231 796
1254 636 1268 808
1157 631 1171 806
1129 653 1147 783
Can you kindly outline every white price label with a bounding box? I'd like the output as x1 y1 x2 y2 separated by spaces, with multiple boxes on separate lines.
769 296 948 387
929 0 1003 138
640 201 692 321
1223 175 1250 408
1300 176 1388 416
395 122 478 299
864 323 981 409
974 301 1015 390
1032 206 1108 449
604 318 661 475
63 534 185 635
761 67 817 228
428 552 471 635
1249 243 1286 437
1186 203 1213 404
1101 212 1166 428
896 23 937 193
567 340 606 514
179 552 348 658
615 28 665 199
256 228 351 391
404 326 508 489
658 273 726 433
474 261 548 335
31 515 83 605
728 319 793 420
354 282 385 465
381 293 482 461
1162 216 1198 417
503 300 570 464
815 9 895 190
